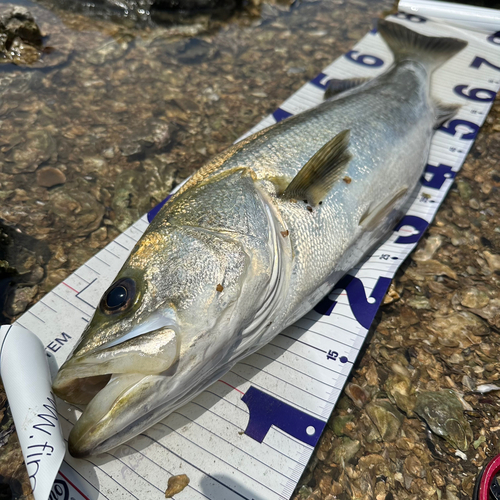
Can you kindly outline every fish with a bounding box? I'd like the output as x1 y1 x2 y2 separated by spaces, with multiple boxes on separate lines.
52 19 467 458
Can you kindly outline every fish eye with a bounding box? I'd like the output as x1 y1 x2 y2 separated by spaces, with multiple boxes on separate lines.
100 278 136 315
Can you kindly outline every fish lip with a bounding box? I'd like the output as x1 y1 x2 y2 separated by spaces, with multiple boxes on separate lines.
66 372 154 458
53 320 179 405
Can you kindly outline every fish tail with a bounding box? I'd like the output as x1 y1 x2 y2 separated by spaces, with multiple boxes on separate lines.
377 19 467 72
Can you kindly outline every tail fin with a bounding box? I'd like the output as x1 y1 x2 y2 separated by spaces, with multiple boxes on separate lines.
377 19 467 72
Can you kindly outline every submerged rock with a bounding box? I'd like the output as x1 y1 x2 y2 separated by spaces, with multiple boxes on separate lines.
3 130 57 174
49 181 105 238
36 166 67 187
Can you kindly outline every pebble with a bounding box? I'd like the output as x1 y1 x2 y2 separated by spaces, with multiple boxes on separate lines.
36 166 66 187
483 251 500 271
459 287 490 309
164 474 189 497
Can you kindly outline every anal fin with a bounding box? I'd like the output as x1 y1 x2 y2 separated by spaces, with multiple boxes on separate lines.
282 129 352 207
325 78 371 100
359 186 408 231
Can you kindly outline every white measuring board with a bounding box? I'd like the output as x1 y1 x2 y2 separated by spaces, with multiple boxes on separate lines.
12 12 500 500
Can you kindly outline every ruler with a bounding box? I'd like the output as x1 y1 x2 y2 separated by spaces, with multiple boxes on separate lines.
12 12 500 500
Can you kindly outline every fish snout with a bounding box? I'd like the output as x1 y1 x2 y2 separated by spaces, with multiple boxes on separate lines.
52 326 179 405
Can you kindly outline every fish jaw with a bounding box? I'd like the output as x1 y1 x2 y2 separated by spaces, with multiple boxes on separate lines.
67 372 160 458
52 323 179 405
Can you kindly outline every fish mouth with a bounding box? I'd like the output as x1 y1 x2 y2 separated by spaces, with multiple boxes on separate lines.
66 372 165 458
53 326 179 458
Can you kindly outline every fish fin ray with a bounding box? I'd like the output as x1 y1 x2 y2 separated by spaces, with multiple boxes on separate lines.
359 186 408 231
434 102 461 128
324 78 371 99
377 19 467 72
282 129 352 206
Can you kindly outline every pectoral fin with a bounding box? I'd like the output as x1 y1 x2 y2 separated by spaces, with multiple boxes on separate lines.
359 187 408 231
325 78 371 99
282 129 352 207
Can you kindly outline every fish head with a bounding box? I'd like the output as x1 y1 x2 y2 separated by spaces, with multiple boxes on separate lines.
52 223 255 457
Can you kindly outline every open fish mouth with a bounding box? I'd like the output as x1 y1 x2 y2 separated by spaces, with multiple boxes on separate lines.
53 326 179 458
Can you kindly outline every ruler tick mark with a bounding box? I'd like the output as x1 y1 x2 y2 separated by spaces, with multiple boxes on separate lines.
63 282 79 294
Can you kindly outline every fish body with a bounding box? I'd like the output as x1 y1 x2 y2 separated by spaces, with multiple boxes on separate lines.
53 20 467 457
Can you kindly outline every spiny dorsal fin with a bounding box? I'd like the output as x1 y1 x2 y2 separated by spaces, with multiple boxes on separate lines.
359 186 408 231
282 129 352 207
325 78 371 100
377 19 467 72
434 102 461 128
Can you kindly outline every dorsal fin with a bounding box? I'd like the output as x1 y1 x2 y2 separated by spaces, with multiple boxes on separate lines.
281 129 352 207
325 78 371 100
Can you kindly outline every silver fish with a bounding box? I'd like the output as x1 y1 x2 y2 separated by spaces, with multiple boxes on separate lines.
53 20 467 458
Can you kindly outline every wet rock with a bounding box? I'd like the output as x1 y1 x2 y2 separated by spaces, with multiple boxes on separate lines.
384 373 416 416
86 37 131 66
470 298 500 328
382 281 401 305
329 436 360 465
413 259 457 280
426 311 489 348
4 285 38 317
365 400 404 442
111 170 151 231
176 38 218 64
49 181 105 238
0 6 43 66
456 179 473 201
4 130 57 174
328 414 355 437
413 234 443 262
483 251 500 271
119 119 176 159
165 473 189 497
414 390 473 451
459 287 490 309
404 455 424 478
36 166 66 187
